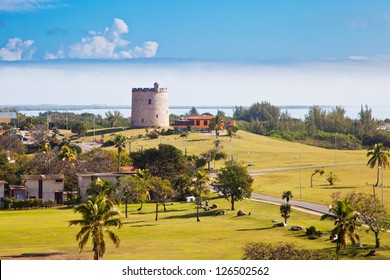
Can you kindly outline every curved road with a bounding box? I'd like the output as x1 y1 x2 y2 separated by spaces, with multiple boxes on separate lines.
211 162 367 215
251 193 330 215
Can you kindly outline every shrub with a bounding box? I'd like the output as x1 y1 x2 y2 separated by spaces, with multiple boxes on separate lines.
306 226 324 239
326 171 339 185
243 242 333 260
101 139 115 147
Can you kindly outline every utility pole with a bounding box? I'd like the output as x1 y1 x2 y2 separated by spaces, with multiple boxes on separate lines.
296 156 302 199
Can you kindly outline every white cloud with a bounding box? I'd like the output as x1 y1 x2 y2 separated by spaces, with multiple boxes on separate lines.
0 37 35 61
349 55 369 61
0 0 58 12
45 18 158 60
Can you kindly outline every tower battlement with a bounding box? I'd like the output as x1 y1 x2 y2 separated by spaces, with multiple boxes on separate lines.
132 82 167 93
132 87 168 93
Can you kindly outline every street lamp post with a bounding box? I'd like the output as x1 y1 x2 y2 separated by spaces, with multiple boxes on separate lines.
296 156 302 199
379 165 385 208
334 133 337 164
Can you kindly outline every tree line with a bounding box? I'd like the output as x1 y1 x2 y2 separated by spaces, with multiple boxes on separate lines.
234 102 390 149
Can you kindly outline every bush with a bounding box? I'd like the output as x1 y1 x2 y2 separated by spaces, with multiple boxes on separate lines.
243 242 333 260
101 139 115 147
306 226 324 239
3 198 44 210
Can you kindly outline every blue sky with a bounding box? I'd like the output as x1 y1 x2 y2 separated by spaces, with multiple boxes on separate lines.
1 0 390 108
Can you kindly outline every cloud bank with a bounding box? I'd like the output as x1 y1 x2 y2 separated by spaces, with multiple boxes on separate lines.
45 18 158 60
0 37 35 61
1 60 390 113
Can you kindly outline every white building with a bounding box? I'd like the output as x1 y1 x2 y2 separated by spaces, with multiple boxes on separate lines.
0 180 7 208
77 172 136 202
21 174 65 204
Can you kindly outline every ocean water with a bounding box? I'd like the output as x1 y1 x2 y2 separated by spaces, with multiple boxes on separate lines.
19 105 389 120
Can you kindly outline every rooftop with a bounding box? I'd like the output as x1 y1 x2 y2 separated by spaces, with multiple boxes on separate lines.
21 174 65 180
0 112 17 119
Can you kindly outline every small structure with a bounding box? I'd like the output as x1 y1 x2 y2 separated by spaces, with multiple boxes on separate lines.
77 172 137 202
173 116 214 131
5 185 27 200
21 174 65 204
0 111 17 125
173 116 237 132
0 180 7 208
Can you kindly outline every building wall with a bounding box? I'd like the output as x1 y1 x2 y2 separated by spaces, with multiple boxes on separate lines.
131 83 169 128
78 175 119 202
26 179 64 202
0 117 11 124
0 183 5 208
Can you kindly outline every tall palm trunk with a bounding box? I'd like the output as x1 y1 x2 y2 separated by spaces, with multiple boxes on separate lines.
125 197 128 218
375 167 380 186
93 242 100 260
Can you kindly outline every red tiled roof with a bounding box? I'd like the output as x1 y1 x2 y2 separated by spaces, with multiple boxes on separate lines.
187 116 214 120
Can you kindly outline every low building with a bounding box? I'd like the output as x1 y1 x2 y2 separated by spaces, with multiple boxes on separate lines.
0 111 17 125
77 172 136 202
173 116 214 131
21 174 65 204
5 185 27 200
0 180 7 208
174 116 237 132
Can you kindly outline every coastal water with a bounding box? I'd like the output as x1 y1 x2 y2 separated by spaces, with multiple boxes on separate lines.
19 105 389 120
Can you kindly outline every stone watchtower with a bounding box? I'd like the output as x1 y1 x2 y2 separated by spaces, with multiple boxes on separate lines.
131 82 169 128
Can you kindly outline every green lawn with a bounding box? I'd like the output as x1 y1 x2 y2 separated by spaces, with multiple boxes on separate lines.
252 164 390 208
1 197 389 260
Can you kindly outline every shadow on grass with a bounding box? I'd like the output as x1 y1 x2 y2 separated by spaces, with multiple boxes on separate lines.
236 226 273 231
321 186 358 189
184 139 209 142
163 210 220 220
130 224 157 228
3 252 65 259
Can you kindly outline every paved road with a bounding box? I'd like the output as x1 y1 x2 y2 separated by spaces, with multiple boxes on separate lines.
251 193 330 215
72 141 102 152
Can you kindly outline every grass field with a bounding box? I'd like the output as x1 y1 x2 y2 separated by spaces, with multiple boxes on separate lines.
11 128 385 260
1 197 389 260
83 128 388 207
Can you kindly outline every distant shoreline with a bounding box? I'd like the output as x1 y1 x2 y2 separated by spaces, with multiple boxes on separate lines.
0 104 334 111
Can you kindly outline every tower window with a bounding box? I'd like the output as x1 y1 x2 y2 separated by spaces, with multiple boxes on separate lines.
148 99 152 105
156 114 158 118
141 118 144 123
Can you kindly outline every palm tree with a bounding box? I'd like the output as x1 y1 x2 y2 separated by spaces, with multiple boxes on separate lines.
192 171 210 222
69 195 122 260
282 191 293 203
59 145 77 162
226 125 238 140
209 115 224 139
367 143 390 187
310 169 324 188
114 134 127 172
320 199 360 258
280 203 292 224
